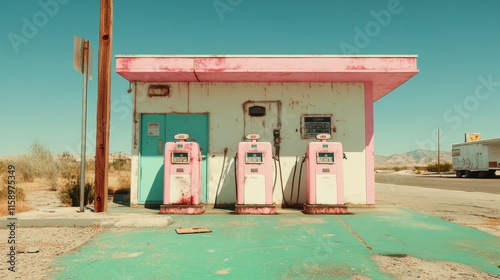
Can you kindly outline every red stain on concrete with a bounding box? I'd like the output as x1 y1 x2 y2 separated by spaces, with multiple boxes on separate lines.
303 204 348 214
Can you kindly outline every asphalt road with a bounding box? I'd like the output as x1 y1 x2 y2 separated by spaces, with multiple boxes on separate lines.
375 171 500 194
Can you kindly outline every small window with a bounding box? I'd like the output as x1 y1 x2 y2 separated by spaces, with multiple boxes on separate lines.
452 149 460 157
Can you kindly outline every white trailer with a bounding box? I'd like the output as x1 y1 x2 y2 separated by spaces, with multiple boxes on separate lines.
452 138 500 178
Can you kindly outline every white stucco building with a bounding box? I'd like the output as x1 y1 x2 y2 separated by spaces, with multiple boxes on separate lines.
115 55 418 207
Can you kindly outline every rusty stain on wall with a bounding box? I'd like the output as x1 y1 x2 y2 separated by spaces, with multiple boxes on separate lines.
130 82 369 205
133 81 139 148
289 100 299 109
187 83 190 112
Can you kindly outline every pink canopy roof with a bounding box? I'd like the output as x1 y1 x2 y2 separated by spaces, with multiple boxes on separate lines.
116 55 418 101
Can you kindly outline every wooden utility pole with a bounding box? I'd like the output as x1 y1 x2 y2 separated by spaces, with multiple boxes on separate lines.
94 0 113 212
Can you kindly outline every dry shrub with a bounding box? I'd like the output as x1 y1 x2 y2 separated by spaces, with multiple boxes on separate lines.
8 143 84 190
58 176 95 207
58 151 79 180
0 185 26 201
57 154 94 205
12 155 36 183
0 160 7 183
117 173 130 194
425 161 452 172
0 185 30 216
109 174 130 195
85 158 95 171
414 166 425 174
393 166 406 172
113 187 130 195
28 142 60 188
0 201 32 216
111 159 130 171
0 161 31 216
118 174 130 189
10 142 62 187
59 160 80 182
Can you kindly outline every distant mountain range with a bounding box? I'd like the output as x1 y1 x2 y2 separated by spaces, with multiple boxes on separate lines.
1 149 451 168
375 149 452 168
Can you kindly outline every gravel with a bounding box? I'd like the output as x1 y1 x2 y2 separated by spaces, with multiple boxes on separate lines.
0 226 102 280
373 255 499 280
375 182 500 279
376 183 500 237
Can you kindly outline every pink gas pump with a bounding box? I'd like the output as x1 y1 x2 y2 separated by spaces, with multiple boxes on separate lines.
160 133 206 214
235 134 276 214
303 133 348 214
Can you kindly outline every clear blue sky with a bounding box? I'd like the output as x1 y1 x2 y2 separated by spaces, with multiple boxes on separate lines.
1 0 499 157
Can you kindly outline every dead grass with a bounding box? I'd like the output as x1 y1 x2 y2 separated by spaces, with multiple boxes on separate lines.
1 146 131 216
0 183 30 216
0 201 32 216
0 160 130 216
14 177 48 192
109 186 130 195
108 170 131 194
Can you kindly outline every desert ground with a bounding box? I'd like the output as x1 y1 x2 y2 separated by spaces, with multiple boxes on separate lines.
1 170 499 279
376 170 500 237
0 169 126 279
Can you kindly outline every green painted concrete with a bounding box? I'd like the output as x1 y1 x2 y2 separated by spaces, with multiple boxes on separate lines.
338 207 500 275
51 207 500 279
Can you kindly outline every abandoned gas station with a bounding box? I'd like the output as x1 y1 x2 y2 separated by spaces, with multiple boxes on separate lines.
115 55 419 209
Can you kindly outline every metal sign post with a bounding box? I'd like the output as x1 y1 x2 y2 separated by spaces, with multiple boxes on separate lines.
73 36 92 213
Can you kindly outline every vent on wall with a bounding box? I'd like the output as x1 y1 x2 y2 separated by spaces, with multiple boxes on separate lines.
148 85 170 97
248 105 266 117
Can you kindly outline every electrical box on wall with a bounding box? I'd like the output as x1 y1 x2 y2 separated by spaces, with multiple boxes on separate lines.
243 101 280 143
301 114 334 139
248 105 266 117
148 85 170 97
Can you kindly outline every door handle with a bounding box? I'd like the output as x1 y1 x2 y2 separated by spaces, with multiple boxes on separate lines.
158 139 163 154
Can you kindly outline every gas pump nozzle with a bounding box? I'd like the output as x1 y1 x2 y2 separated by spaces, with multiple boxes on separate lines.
273 129 281 143
273 129 281 160
273 129 281 146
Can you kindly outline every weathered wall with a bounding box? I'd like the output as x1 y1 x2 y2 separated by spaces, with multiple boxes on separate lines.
130 82 368 205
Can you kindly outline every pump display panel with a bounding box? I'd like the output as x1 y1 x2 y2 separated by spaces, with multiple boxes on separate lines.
317 152 334 164
246 152 263 164
171 152 190 164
